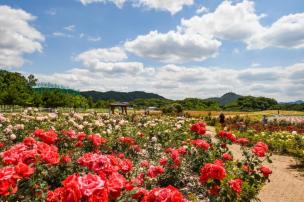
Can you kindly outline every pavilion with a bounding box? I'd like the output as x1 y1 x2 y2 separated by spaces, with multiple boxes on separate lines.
109 102 129 115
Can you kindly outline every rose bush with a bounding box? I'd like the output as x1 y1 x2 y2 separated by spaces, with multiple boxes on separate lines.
0 110 272 201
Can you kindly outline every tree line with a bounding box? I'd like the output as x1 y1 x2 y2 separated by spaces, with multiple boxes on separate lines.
0 70 303 111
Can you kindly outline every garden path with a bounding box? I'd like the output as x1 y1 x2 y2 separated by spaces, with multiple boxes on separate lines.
207 126 304 202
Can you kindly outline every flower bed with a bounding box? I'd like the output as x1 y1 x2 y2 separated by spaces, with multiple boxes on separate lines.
0 110 272 201
233 130 304 166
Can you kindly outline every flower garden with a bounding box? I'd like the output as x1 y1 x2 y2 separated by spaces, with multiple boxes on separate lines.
0 110 273 201
221 116 304 166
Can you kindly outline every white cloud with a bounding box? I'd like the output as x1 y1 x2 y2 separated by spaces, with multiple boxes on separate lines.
196 6 208 15
52 32 74 38
247 13 304 49
80 0 194 14
64 25 76 32
75 47 146 75
76 47 127 63
80 0 126 8
0 5 44 68
181 0 265 41
132 0 194 15
124 31 221 63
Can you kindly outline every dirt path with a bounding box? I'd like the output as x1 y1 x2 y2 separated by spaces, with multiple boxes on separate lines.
207 126 304 202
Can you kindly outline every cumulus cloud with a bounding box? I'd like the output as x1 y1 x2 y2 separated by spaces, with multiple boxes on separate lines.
196 6 208 15
247 13 304 49
181 0 304 50
132 0 194 15
0 5 44 68
180 0 265 41
124 31 221 63
80 0 194 14
76 47 127 63
75 47 147 75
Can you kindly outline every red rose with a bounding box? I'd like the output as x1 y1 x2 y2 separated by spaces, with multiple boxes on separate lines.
37 142 60 165
199 162 226 183
132 188 148 200
191 122 206 135
34 129 58 144
45 187 64 202
236 138 249 145
15 162 34 178
61 155 72 163
191 139 210 151
0 166 18 196
23 137 36 146
222 153 233 161
77 133 86 141
77 173 107 197
147 166 164 178
120 159 133 173
228 178 242 193
108 172 126 199
88 134 107 147
259 166 272 177
62 130 78 139
118 137 135 145
142 185 186 202
159 158 168 166
252 142 268 157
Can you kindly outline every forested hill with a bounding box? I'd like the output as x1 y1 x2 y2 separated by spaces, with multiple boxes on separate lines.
205 92 242 106
80 91 165 102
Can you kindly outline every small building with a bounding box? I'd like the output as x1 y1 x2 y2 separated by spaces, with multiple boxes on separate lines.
109 102 129 115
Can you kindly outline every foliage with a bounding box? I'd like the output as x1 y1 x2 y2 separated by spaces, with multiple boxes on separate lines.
225 96 278 111
81 90 165 102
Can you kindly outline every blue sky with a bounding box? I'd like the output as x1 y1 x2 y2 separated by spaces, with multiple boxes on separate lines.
0 0 304 101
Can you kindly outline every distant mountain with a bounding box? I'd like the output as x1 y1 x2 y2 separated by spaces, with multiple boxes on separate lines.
280 100 304 105
206 92 242 106
80 90 165 102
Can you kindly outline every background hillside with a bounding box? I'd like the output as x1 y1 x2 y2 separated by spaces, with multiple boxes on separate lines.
80 91 164 102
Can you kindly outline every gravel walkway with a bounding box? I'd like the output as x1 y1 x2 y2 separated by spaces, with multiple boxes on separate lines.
207 126 304 202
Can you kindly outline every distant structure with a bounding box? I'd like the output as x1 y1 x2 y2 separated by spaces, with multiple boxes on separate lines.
144 106 158 115
33 82 80 95
109 102 129 115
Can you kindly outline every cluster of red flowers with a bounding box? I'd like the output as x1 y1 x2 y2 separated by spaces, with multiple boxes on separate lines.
165 147 187 167
252 142 269 157
46 173 108 202
191 139 210 151
0 163 34 196
77 152 132 174
141 185 186 202
222 153 233 161
34 129 58 144
228 178 242 194
236 137 249 146
190 122 206 135
1 137 60 165
259 166 272 177
199 160 226 183
218 131 237 142
87 134 107 147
